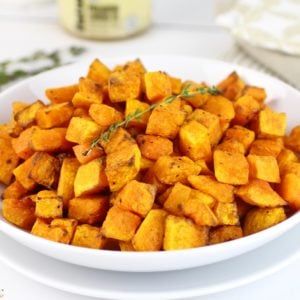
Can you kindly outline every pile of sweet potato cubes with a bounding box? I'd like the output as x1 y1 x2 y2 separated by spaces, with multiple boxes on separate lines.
1 58 300 251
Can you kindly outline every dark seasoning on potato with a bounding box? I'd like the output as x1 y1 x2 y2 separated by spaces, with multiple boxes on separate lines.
0 59 299 251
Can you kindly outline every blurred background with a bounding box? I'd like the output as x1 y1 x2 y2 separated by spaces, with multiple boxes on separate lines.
0 0 299 89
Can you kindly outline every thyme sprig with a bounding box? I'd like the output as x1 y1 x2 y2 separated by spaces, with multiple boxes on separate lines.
83 85 219 156
0 46 86 90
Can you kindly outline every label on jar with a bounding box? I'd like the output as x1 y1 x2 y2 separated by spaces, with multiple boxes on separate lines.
58 0 152 39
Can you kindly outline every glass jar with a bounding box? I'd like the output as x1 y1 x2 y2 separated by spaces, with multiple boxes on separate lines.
58 0 152 40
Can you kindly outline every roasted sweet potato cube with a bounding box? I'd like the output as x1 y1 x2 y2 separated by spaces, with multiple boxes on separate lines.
108 71 142 102
285 126 300 152
136 134 173 160
72 77 103 108
202 95 235 131
279 173 300 209
223 126 255 152
187 109 222 146
45 84 78 103
102 206 141 241
87 59 111 85
277 148 298 173
30 152 60 188
66 117 102 144
32 218 77 244
217 71 245 100
179 120 212 161
72 143 104 164
144 71 172 102
2 197 36 230
13 156 36 190
72 92 102 108
132 209 168 251
11 127 35 159
214 150 249 185
236 179 287 207
257 108 287 138
31 127 72 152
146 99 185 139
2 180 28 199
0 138 19 185
164 183 218 226
125 99 151 127
153 156 201 185
247 155 280 183
74 158 108 197
105 143 141 192
188 175 234 203
57 158 80 207
36 102 74 128
181 83 210 108
14 100 44 128
35 190 63 218
209 225 243 244
213 202 239 225
113 180 156 217
163 215 208 250
170 76 182 95
72 224 106 249
51 218 77 242
233 95 261 126
163 182 190 211
215 140 245 154
249 139 283 157
119 241 135 251
121 59 146 76
68 196 109 225
242 85 266 103
243 207 286 235
89 103 123 127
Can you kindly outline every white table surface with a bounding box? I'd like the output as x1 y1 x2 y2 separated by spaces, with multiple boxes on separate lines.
0 4 298 299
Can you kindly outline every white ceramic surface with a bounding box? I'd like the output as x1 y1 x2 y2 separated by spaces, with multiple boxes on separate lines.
0 55 299 272
1 225 300 300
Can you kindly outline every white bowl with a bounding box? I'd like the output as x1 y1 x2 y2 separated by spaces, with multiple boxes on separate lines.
0 55 299 272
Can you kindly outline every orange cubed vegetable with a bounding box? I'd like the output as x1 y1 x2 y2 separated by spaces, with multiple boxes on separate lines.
108 71 142 102
163 215 208 250
136 134 173 160
46 84 78 103
247 154 280 183
68 196 109 225
3 197 36 230
35 190 63 218
0 137 19 185
132 209 168 251
214 150 249 185
113 180 156 217
89 103 123 127
102 206 141 241
144 71 172 102
72 224 106 249
236 179 287 207
188 175 234 203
